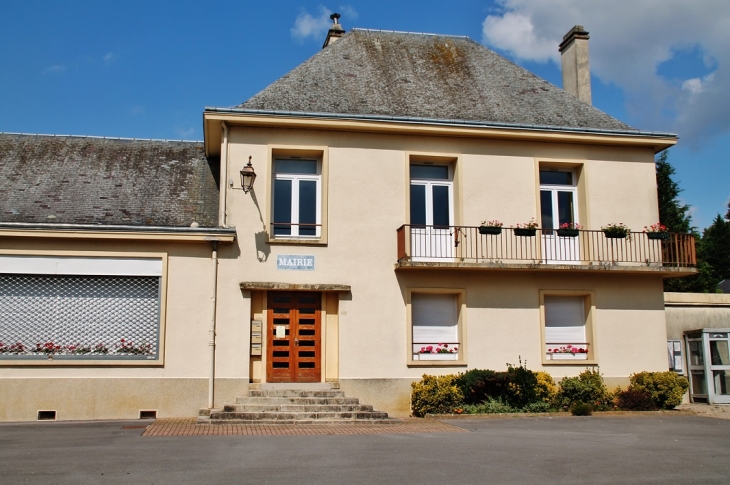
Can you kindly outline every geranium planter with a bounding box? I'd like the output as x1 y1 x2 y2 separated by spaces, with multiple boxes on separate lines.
602 230 628 239
478 226 502 235
556 229 580 238
646 232 669 241
417 353 459 361
513 228 537 237
549 353 588 360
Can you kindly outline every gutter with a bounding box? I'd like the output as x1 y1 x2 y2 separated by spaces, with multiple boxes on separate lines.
0 222 237 242
208 241 219 409
204 106 678 140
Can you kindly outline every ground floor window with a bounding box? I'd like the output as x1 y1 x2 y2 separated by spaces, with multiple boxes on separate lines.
541 291 594 363
408 289 465 365
0 255 163 362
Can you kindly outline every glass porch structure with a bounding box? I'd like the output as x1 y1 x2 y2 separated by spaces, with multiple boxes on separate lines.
685 328 730 404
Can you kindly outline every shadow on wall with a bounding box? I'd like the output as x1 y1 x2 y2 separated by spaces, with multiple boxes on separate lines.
249 189 270 263
395 270 665 312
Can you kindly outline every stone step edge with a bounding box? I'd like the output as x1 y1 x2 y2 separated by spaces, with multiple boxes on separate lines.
201 418 402 425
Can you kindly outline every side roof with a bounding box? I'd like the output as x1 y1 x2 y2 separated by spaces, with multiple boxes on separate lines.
0 134 220 228
238 29 633 132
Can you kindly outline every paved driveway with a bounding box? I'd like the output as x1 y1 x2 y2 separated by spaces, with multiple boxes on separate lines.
1 414 728 484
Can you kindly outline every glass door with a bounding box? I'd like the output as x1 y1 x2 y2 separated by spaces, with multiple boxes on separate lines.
707 332 730 404
686 338 707 402
410 165 454 261
540 170 580 264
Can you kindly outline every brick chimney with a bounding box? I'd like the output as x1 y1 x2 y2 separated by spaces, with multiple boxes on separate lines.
559 25 591 105
323 13 345 49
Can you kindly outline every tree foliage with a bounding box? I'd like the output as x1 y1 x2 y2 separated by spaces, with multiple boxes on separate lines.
655 151 718 292
702 214 730 285
656 150 693 234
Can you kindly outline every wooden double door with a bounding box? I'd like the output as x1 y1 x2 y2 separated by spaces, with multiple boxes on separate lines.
266 292 321 383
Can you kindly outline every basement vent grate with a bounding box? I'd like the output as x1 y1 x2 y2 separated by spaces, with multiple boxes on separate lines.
37 410 56 421
139 410 157 419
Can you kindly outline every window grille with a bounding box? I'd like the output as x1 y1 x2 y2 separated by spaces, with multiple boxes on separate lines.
0 274 160 360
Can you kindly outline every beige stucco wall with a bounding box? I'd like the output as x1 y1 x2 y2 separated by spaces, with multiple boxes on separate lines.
213 125 667 411
0 238 248 421
0 123 670 420
665 292 730 340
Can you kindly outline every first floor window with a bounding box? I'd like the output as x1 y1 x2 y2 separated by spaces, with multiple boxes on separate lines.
411 293 460 361
544 294 591 361
272 158 321 238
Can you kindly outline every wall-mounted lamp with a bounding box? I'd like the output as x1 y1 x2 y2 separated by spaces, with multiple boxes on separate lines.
240 156 257 193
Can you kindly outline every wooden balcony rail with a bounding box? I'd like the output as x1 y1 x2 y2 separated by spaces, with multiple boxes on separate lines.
396 225 696 267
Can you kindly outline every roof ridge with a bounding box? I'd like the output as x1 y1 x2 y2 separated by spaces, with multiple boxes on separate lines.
350 28 469 39
0 132 202 143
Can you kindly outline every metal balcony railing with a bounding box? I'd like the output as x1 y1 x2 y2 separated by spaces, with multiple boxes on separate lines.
396 225 696 268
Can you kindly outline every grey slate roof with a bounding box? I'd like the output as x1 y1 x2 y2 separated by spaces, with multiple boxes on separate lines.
239 29 633 131
0 134 219 227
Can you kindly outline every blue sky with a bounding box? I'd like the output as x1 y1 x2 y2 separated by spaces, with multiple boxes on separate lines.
1 1 728 229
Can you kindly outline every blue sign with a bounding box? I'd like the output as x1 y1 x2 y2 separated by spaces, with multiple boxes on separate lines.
276 255 315 271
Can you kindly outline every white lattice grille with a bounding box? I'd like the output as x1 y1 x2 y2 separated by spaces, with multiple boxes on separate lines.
0 274 160 359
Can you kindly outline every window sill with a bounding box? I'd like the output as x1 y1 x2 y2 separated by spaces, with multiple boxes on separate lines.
0 358 164 367
267 237 327 246
408 360 467 367
542 359 598 366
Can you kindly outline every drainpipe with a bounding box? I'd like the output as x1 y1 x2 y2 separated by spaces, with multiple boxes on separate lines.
218 122 229 227
208 241 219 409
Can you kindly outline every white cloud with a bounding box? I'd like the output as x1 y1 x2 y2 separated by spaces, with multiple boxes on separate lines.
129 105 145 115
291 6 333 42
103 52 115 64
481 0 730 145
338 5 358 20
43 65 66 75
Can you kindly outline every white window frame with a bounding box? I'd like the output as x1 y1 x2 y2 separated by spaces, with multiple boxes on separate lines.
540 290 596 365
272 159 322 239
539 169 579 230
407 288 466 367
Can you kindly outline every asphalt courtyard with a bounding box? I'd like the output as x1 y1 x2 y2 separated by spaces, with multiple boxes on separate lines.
1 413 729 484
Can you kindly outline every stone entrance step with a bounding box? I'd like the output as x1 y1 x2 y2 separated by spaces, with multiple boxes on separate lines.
198 388 396 424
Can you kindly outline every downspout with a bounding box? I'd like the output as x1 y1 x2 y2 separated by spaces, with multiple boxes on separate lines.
218 122 229 227
208 241 219 409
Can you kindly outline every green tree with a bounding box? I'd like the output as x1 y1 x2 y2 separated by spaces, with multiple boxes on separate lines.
655 151 716 292
655 150 693 233
702 213 730 286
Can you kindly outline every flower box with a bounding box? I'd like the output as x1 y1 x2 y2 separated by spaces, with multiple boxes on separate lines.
479 226 502 235
646 232 669 241
556 229 580 238
549 353 588 360
602 230 628 239
514 228 537 237
416 353 459 361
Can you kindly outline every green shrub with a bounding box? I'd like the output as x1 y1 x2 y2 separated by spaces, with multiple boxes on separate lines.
411 374 464 417
463 397 516 414
505 361 539 408
628 371 689 409
457 369 502 405
534 371 558 403
457 361 540 408
571 401 593 416
557 368 610 408
523 401 554 413
615 388 657 411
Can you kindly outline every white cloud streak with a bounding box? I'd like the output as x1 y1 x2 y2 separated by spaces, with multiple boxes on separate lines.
290 5 358 42
481 0 730 146
291 6 333 42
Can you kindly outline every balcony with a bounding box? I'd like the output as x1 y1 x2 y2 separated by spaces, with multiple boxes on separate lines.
396 225 697 275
